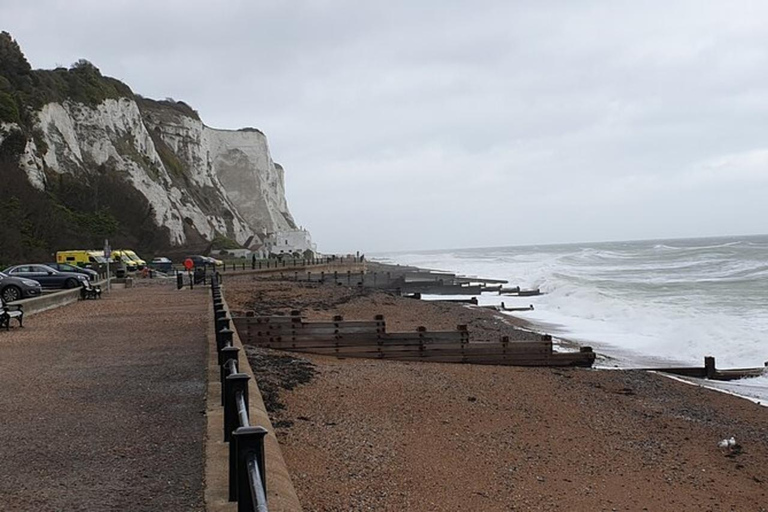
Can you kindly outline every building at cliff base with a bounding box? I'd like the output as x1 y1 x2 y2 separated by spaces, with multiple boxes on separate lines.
260 228 317 258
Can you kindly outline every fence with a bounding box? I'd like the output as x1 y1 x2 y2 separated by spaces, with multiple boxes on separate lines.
212 275 270 512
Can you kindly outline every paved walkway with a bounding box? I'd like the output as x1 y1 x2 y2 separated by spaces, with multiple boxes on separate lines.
0 284 209 511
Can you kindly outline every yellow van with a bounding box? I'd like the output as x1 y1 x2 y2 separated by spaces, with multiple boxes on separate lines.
56 250 108 269
110 250 138 272
121 249 146 270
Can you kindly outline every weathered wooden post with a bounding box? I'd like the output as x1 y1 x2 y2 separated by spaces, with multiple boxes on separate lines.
705 356 716 379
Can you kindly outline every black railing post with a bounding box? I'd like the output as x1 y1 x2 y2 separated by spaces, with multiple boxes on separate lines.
216 315 232 336
217 326 234 355
224 373 250 442
232 426 268 510
220 346 240 405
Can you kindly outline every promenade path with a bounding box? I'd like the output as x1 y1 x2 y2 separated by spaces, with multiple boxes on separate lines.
0 283 209 511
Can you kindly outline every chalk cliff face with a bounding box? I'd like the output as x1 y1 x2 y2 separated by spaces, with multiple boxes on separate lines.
138 99 296 240
10 95 297 247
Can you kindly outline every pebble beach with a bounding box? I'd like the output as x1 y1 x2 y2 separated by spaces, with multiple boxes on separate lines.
225 273 768 511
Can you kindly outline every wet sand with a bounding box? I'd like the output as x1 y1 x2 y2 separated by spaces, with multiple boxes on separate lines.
226 276 768 511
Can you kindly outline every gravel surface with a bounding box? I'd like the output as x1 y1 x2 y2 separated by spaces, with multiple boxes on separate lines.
228 275 768 511
0 286 208 511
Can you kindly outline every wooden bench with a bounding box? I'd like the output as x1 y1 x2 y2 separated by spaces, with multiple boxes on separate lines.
0 297 24 330
80 281 102 300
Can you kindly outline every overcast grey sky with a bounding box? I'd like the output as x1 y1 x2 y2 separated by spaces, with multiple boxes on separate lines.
4 0 768 252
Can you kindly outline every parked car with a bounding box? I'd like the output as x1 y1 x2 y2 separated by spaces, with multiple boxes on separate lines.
0 271 43 302
46 263 99 281
150 257 173 273
3 264 89 290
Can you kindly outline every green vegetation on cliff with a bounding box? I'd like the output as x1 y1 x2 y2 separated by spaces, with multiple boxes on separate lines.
0 32 132 127
0 32 168 265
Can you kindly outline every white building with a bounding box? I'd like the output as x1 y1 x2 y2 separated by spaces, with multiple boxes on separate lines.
261 228 317 257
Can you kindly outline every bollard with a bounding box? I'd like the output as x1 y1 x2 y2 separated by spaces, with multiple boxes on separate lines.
258 261 262 269
231 426 268 509
294 271 298 281
189 271 194 290
224 373 250 442
220 346 240 405
215 308 228 321
334 271 338 283
307 271 311 282
321 271 325 283
176 272 183 290
347 270 351 285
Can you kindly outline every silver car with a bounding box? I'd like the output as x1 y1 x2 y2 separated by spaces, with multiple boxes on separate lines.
0 271 43 302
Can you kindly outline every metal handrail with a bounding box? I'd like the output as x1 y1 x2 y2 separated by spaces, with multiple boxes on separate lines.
236 390 250 428
248 454 269 512
214 283 269 512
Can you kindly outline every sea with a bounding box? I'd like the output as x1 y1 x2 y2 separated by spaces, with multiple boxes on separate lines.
374 234 768 405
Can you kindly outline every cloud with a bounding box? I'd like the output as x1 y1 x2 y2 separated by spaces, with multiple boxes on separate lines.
4 0 768 251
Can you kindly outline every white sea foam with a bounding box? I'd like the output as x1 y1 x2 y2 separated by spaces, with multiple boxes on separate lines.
377 235 768 401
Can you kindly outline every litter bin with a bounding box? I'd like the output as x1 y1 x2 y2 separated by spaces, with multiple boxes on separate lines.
115 266 126 278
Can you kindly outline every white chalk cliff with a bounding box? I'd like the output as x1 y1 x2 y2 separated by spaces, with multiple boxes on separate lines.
7 95 297 246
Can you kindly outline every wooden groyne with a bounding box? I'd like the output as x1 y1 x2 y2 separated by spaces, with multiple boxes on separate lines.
273 267 514 296
232 314 595 368
651 356 768 382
